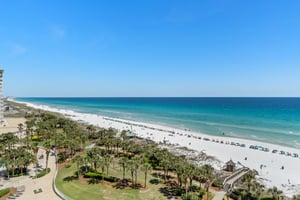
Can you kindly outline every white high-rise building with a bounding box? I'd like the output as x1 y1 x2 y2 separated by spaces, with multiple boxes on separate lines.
0 69 3 124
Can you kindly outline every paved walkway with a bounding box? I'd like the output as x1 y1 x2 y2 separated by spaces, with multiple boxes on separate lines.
0 148 61 200
212 191 226 200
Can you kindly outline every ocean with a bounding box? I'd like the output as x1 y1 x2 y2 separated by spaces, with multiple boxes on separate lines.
15 97 300 149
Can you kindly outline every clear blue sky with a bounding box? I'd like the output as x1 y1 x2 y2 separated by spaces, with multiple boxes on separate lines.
1 0 300 97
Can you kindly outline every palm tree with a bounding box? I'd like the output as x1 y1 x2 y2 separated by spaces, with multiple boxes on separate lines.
127 159 136 185
195 167 205 190
293 195 300 200
44 141 51 173
31 142 39 167
0 132 18 150
120 130 127 141
97 157 105 181
87 147 104 170
119 156 128 179
1 153 13 179
243 172 255 191
174 157 186 187
17 123 24 141
141 162 152 188
132 157 141 185
268 187 283 200
202 164 214 200
186 164 196 191
104 155 112 176
156 149 172 183
86 125 96 139
73 154 85 178
252 181 265 199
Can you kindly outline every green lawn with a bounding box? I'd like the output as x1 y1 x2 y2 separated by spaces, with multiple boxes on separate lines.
55 162 167 200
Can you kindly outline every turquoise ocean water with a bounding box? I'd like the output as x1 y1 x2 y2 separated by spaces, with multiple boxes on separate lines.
15 97 300 149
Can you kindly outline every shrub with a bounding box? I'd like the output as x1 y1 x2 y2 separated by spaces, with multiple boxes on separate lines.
0 188 10 197
182 192 201 200
36 168 51 178
65 164 71 168
212 179 223 188
84 172 102 179
83 172 119 183
260 196 273 200
172 188 185 196
6 168 28 178
189 185 200 192
57 153 67 163
199 189 206 198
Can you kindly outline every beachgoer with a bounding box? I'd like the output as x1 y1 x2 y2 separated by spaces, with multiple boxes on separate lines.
281 166 284 170
245 157 247 160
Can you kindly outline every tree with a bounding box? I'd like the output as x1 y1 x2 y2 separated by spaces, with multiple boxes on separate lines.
0 132 18 150
104 155 112 176
127 159 138 185
202 164 214 200
97 157 105 181
293 195 300 200
31 142 39 167
120 130 127 141
86 125 96 139
132 157 141 185
186 164 196 191
156 149 172 183
44 141 51 173
268 187 283 200
73 154 85 178
17 123 24 142
243 172 255 191
87 147 104 171
141 162 152 188
252 181 265 199
119 156 128 179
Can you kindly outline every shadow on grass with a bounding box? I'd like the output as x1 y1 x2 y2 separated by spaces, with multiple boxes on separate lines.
112 179 143 190
152 172 172 180
113 179 131 189
159 181 183 199
149 178 160 185
88 178 100 184
63 176 77 182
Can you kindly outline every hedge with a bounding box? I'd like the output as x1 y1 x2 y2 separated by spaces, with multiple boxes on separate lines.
84 172 119 182
36 168 51 178
0 188 10 197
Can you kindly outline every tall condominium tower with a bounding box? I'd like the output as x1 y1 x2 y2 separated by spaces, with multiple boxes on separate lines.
0 70 3 124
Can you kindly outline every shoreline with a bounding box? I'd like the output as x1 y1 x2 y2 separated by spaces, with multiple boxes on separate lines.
11 99 300 197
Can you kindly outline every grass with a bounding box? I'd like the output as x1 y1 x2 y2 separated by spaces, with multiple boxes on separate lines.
55 162 167 200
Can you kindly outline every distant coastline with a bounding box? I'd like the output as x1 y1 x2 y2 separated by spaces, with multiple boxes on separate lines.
13 97 300 149
10 97 300 196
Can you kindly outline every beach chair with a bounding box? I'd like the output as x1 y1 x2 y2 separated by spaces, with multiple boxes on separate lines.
16 185 25 192
33 188 43 194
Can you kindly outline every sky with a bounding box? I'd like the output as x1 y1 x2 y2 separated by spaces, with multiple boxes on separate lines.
1 0 300 97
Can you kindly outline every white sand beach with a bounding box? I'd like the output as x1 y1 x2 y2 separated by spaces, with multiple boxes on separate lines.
14 101 300 197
